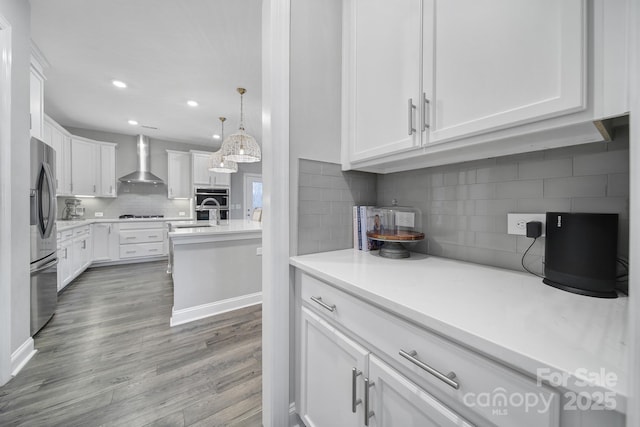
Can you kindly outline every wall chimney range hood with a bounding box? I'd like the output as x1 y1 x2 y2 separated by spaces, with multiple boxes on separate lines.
119 135 164 184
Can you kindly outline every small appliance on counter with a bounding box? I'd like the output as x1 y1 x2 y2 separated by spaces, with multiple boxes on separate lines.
63 198 85 220
543 212 619 298
366 201 424 259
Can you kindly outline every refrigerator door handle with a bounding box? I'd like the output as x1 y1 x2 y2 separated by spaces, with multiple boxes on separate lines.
41 162 57 239
30 258 58 276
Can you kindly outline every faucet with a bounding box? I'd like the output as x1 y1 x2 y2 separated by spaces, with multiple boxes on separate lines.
199 197 220 225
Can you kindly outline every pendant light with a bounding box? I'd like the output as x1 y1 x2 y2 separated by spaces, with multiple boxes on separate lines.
209 117 238 173
220 87 261 163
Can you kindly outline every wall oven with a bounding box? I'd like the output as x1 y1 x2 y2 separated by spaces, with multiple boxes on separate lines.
194 187 229 221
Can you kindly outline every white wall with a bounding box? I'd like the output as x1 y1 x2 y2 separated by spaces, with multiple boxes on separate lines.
0 0 31 385
289 0 343 255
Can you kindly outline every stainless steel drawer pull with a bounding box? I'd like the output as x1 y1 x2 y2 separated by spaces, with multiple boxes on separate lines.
148 235 159 238
126 236 137 240
364 377 374 426
310 296 336 312
126 250 136 254
399 349 460 390
408 98 416 135
352 368 362 413
148 249 159 252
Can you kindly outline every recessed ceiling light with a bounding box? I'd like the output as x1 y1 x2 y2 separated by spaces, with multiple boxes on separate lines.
112 80 127 89
212 134 221 140
187 100 199 107
128 120 138 125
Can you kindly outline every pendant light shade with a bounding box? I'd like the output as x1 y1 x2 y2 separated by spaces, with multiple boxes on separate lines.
209 117 238 173
220 88 261 163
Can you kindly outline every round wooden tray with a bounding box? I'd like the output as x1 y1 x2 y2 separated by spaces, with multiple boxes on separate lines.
366 230 425 242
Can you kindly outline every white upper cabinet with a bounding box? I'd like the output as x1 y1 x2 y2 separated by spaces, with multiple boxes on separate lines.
43 116 72 196
428 0 585 143
70 136 117 197
167 150 191 199
343 0 425 163
71 137 99 196
99 144 117 197
342 0 629 173
191 151 232 187
29 64 45 140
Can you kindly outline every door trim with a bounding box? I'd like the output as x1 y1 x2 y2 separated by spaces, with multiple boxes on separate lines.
0 13 13 386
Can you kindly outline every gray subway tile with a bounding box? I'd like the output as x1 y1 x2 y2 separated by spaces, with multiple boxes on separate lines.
299 186 323 201
469 183 496 200
518 158 572 180
474 232 517 252
543 175 607 198
321 162 344 177
607 173 630 197
299 159 323 174
516 236 545 256
573 150 629 176
570 197 629 218
544 142 606 160
431 186 457 201
475 199 516 216
298 200 331 215
444 172 458 186
495 180 543 199
516 198 571 213
476 164 517 183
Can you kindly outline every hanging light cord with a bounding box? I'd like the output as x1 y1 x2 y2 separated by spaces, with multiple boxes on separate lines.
521 238 545 279
239 91 245 130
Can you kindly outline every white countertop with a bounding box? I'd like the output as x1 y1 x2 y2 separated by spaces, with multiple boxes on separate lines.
168 219 262 242
57 217 189 231
290 249 628 409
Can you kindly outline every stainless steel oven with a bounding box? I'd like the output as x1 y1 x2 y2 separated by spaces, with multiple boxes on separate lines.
194 187 229 221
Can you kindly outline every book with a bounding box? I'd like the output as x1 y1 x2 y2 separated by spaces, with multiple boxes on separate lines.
353 206 359 250
359 205 378 252
365 207 383 250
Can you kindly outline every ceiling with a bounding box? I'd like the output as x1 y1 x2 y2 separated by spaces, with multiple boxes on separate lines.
30 0 262 148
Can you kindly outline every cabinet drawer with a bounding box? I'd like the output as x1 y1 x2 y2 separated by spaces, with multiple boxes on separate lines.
300 273 560 427
119 221 164 230
73 225 90 238
119 242 164 259
59 229 74 240
119 229 164 244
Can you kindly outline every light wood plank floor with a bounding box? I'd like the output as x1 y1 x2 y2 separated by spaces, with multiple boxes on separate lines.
0 261 262 427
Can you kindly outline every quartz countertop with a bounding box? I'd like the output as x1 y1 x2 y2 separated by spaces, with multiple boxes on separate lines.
168 219 262 241
57 217 190 231
290 249 628 410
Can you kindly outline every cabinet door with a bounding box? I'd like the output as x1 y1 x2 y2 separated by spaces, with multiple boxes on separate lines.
343 0 423 163
428 0 585 143
299 307 368 427
60 135 72 195
167 151 192 198
368 355 473 427
29 66 44 139
212 171 231 187
99 144 116 197
92 223 118 262
57 240 73 291
192 153 212 185
71 138 98 195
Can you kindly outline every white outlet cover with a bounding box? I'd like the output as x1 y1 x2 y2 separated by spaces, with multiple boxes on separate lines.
179 211 186 216
94 211 103 217
507 213 546 236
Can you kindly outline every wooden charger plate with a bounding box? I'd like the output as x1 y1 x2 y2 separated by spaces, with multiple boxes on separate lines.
366 230 425 242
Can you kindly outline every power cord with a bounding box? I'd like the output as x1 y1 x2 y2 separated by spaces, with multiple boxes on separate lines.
521 237 544 279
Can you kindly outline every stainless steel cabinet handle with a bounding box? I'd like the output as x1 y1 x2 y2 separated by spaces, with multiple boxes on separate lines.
64 248 68 259
408 98 416 135
148 249 159 252
422 93 430 130
108 225 111 234
310 296 336 312
126 250 136 254
352 368 362 413
82 240 86 249
93 184 96 193
110 185 113 194
364 377 374 426
399 349 460 390
126 236 137 240
148 235 159 238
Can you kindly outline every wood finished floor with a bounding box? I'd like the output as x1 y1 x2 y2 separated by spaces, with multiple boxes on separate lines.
0 261 262 427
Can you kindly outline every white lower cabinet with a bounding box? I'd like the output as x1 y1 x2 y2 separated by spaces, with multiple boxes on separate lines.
57 225 92 291
299 308 368 427
368 354 473 427
119 222 167 259
92 223 119 263
296 272 563 427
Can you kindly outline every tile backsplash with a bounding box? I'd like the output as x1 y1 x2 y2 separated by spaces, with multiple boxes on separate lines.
298 159 377 255
57 182 191 219
298 128 629 276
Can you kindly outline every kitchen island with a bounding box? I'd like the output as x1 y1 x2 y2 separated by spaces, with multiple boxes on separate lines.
168 220 262 326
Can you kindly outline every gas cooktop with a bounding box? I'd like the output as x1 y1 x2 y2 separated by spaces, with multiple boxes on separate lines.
118 214 165 219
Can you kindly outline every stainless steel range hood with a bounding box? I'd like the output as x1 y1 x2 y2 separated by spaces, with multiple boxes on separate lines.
119 135 164 184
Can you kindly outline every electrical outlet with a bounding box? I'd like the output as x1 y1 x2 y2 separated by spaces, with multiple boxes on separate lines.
179 211 186 216
94 212 103 217
507 213 546 236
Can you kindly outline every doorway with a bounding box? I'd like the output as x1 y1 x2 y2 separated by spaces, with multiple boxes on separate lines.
243 173 262 220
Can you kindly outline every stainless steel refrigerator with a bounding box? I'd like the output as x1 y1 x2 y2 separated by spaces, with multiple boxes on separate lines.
30 137 58 336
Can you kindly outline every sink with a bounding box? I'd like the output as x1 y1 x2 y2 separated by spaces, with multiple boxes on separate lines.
171 223 214 229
